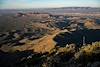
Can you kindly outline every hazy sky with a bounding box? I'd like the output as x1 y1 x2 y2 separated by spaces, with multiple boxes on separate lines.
0 0 100 9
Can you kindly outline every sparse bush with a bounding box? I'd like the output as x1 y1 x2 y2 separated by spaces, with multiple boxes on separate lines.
74 42 100 64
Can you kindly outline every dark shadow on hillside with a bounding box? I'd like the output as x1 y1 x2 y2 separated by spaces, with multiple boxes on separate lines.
0 50 32 67
53 29 100 47
0 50 43 67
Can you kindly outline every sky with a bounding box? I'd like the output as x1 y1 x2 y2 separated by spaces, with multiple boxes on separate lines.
0 0 100 9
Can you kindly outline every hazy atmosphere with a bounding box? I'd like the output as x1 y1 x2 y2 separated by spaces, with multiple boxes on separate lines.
0 0 100 9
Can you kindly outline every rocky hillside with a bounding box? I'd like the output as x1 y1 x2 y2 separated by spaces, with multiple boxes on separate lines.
0 13 100 67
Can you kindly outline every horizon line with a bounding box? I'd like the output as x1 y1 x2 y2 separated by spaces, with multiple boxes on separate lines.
0 6 100 10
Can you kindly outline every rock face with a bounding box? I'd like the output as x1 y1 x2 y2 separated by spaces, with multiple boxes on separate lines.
33 35 56 53
54 29 100 47
84 19 100 29
84 19 96 28
32 29 69 53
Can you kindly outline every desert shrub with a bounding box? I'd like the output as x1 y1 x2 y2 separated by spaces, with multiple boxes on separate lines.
75 42 100 64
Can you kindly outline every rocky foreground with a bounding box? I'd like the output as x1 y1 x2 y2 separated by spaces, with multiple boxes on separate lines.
0 13 100 67
0 29 100 67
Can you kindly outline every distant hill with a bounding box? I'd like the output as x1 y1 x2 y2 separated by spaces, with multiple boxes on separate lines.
0 7 100 14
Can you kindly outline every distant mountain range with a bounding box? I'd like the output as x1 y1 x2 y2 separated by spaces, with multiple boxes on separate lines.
0 7 100 14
